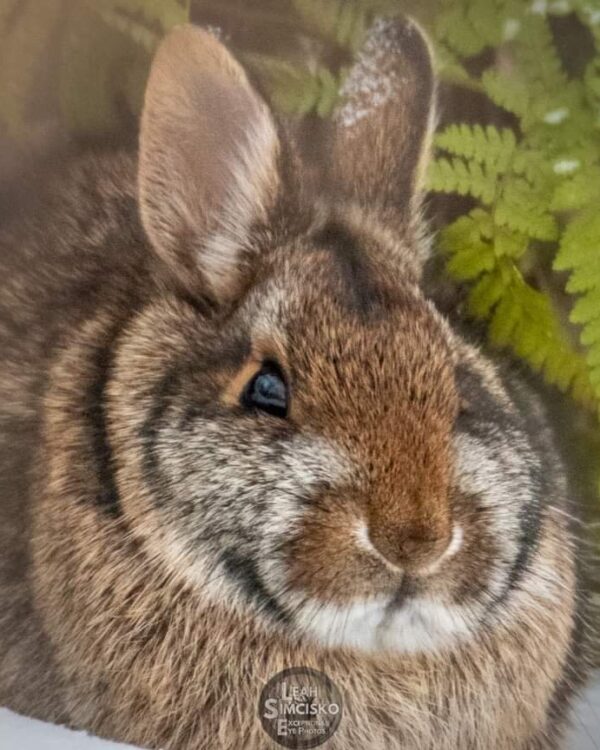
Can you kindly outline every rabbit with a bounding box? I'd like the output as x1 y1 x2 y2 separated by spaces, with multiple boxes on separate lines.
0 16 588 750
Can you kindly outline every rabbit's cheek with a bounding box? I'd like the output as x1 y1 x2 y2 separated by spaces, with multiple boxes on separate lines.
452 430 540 603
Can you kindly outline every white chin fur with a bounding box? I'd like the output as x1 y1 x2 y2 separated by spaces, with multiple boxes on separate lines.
296 597 475 654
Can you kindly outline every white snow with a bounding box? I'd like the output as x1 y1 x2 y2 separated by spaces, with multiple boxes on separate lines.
337 17 408 129
567 678 600 750
0 708 143 749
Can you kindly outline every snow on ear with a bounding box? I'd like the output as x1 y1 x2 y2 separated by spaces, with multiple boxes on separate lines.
330 18 436 221
139 25 280 302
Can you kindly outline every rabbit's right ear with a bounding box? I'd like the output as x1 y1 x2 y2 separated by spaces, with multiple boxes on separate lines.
139 25 281 303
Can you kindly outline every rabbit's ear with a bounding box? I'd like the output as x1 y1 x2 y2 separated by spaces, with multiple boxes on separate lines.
328 18 435 223
139 25 280 302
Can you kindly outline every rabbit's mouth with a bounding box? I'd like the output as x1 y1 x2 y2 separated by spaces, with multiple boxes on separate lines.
282 522 476 655
290 591 477 655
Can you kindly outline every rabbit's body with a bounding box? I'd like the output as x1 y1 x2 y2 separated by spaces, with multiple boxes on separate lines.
0 19 587 750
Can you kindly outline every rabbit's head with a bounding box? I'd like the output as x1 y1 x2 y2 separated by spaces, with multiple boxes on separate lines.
80 20 562 656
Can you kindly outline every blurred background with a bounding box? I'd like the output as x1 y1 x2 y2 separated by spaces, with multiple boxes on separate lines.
0 0 599 617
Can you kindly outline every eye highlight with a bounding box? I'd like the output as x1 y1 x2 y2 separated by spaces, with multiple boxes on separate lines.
241 361 288 419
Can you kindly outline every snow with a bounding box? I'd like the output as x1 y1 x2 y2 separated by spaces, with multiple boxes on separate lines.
1 677 599 748
337 17 408 129
0 708 142 749
568 678 600 750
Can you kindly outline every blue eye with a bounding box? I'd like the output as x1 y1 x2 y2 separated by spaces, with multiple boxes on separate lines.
241 362 288 419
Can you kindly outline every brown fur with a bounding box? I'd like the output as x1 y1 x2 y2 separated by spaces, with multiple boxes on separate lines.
0 18 586 750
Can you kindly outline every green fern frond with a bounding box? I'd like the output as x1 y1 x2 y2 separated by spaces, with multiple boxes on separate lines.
481 69 530 119
464 0 506 48
434 4 487 57
447 243 496 281
439 197 594 407
551 166 600 211
514 15 567 93
468 269 509 318
555 210 600 392
442 209 494 248
565 262 600 295
550 206 600 406
435 124 517 172
440 212 496 281
495 178 559 241
555 208 600 272
571 289 600 326
424 0 600 413
508 148 551 187
477 265 593 404
428 156 498 204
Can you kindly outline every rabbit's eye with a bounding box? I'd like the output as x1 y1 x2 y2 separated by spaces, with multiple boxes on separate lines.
241 362 288 418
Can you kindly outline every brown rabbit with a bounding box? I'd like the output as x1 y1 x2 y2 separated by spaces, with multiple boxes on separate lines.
0 17 587 750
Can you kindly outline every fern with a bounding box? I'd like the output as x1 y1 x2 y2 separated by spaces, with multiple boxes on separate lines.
434 3 488 57
481 69 530 119
555 205 600 396
435 124 517 170
428 157 499 204
426 0 600 416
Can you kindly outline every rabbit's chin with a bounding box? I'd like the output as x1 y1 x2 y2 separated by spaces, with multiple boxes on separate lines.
293 596 477 655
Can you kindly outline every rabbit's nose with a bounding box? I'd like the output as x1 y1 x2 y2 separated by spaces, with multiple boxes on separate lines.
367 521 453 574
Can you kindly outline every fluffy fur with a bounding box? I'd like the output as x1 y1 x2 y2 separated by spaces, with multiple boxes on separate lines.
0 18 587 750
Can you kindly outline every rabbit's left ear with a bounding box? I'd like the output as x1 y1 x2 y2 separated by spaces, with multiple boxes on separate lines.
138 25 281 303
328 18 436 222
